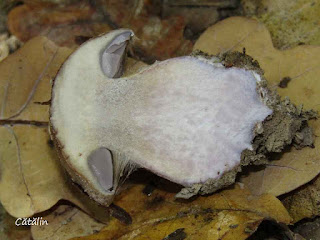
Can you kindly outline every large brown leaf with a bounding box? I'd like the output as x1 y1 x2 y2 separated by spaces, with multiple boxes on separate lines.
0 37 109 220
0 36 71 121
73 183 291 240
194 16 320 197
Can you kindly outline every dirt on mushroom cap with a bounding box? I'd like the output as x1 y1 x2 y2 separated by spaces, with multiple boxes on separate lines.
177 51 316 198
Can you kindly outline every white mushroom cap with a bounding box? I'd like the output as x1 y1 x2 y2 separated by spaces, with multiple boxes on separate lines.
50 29 272 205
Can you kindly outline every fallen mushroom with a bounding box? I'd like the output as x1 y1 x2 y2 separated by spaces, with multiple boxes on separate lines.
50 29 315 205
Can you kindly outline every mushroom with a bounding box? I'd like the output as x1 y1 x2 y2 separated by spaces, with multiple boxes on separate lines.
50 29 273 205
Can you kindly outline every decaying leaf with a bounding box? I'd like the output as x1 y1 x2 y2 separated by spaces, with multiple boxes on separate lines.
98 0 193 61
241 0 320 49
0 37 110 220
194 16 320 197
31 205 105 240
72 182 291 240
279 50 320 222
282 174 320 223
7 2 111 48
7 1 193 61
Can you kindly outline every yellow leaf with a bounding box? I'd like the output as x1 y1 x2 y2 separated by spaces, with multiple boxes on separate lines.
0 37 110 220
72 183 291 240
194 16 320 197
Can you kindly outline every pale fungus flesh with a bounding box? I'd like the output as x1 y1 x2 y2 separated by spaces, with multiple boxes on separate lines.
49 29 292 205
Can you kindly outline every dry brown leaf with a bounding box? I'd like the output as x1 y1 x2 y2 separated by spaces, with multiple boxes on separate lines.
7 3 111 48
0 125 65 217
98 0 193 61
194 16 320 197
0 122 111 220
0 37 111 220
0 36 72 121
73 183 291 240
281 174 320 223
31 205 105 240
7 1 193 61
